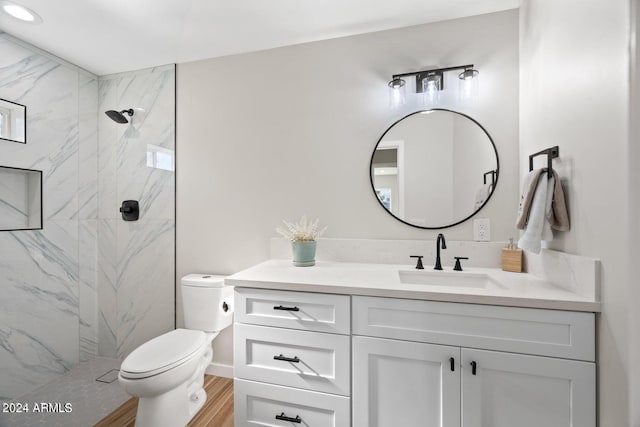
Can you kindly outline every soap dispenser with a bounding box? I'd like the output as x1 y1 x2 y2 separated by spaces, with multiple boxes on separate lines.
501 238 523 272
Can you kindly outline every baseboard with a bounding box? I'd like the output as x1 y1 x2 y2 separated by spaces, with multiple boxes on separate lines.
205 362 233 379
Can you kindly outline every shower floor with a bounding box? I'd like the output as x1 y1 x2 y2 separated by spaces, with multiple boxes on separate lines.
0 357 130 427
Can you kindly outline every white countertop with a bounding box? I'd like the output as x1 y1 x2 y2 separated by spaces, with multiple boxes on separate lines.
225 259 601 312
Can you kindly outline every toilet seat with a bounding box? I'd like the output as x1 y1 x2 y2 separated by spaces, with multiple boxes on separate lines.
120 329 207 379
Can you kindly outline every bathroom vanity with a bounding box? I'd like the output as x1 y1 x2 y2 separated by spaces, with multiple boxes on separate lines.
227 259 599 427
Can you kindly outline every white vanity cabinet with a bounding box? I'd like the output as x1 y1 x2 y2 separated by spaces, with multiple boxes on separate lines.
460 348 595 427
352 336 461 426
232 287 596 427
352 296 596 427
233 288 351 427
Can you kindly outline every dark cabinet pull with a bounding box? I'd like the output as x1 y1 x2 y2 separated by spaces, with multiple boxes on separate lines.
409 255 424 269
471 361 477 375
453 257 469 272
275 412 302 423
273 305 300 312
450 357 455 372
274 354 300 363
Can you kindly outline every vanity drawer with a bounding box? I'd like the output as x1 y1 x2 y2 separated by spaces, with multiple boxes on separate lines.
235 288 350 334
353 296 595 361
235 378 350 427
234 323 351 396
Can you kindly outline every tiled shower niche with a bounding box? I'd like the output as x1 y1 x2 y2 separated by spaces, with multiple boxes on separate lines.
0 166 42 231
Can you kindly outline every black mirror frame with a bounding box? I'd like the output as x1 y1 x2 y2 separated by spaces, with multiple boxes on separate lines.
369 108 499 230
0 98 27 145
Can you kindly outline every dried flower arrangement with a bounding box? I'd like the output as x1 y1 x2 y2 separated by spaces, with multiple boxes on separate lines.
276 215 327 242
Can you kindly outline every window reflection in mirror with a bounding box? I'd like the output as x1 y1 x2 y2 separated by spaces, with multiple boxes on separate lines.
0 99 26 144
370 109 498 229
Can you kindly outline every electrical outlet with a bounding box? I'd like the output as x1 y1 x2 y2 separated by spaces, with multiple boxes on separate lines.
473 218 491 242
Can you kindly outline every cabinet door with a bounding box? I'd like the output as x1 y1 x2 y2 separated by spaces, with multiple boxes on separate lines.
461 349 595 427
353 336 460 427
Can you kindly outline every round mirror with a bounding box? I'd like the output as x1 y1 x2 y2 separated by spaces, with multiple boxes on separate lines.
370 109 498 229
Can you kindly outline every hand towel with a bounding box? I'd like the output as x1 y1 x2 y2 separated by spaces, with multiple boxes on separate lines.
474 184 491 210
516 168 570 231
546 172 570 231
518 173 548 254
516 169 543 229
541 174 555 242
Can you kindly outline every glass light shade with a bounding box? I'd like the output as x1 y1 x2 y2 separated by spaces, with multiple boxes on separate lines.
388 78 406 109
422 77 440 105
458 69 479 101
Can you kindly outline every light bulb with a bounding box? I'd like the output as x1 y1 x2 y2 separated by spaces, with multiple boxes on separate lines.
422 75 441 105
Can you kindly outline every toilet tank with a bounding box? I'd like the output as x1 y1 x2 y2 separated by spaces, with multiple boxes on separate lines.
181 274 234 332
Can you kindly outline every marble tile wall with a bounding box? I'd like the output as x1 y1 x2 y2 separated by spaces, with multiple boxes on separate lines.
97 65 176 359
0 35 95 401
0 35 176 401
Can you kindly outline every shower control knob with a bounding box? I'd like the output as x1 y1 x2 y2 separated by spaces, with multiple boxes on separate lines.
120 200 139 221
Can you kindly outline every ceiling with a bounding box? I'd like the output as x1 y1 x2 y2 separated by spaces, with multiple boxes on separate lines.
0 0 519 76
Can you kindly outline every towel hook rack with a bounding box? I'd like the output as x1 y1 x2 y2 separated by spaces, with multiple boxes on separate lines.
529 146 559 178
483 170 496 187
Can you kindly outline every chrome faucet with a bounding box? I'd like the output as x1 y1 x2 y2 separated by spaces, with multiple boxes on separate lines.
434 233 447 270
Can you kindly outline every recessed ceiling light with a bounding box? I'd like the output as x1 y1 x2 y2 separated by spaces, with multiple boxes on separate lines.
0 1 42 23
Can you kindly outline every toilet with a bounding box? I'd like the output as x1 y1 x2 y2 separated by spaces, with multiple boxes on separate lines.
119 274 233 427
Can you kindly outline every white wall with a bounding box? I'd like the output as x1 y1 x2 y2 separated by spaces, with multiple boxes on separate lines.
452 114 498 218
519 1 631 425
177 10 519 369
384 112 454 225
630 2 640 425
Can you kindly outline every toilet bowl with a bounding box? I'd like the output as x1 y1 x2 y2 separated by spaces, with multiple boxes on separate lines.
119 274 233 427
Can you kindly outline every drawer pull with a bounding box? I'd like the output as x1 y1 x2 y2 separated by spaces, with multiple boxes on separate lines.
471 361 477 375
450 357 455 372
274 354 300 363
273 305 300 312
275 412 302 423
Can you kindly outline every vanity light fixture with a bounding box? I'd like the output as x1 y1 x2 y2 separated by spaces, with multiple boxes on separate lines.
388 64 479 106
459 66 480 100
422 71 443 104
0 1 42 23
459 68 479 80
388 77 406 108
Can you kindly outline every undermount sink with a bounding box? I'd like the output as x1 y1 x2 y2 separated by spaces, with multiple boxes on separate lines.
398 269 503 289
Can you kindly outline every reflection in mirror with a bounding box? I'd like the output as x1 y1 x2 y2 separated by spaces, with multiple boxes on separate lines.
0 99 26 144
370 109 498 229
0 166 42 231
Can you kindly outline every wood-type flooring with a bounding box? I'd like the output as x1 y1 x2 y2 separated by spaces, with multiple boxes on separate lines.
94 375 233 427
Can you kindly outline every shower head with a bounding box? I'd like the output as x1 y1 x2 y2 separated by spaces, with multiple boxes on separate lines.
105 109 134 124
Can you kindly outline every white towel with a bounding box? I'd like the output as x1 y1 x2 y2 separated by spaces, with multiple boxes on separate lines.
518 173 549 254
541 175 555 242
474 184 491 210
